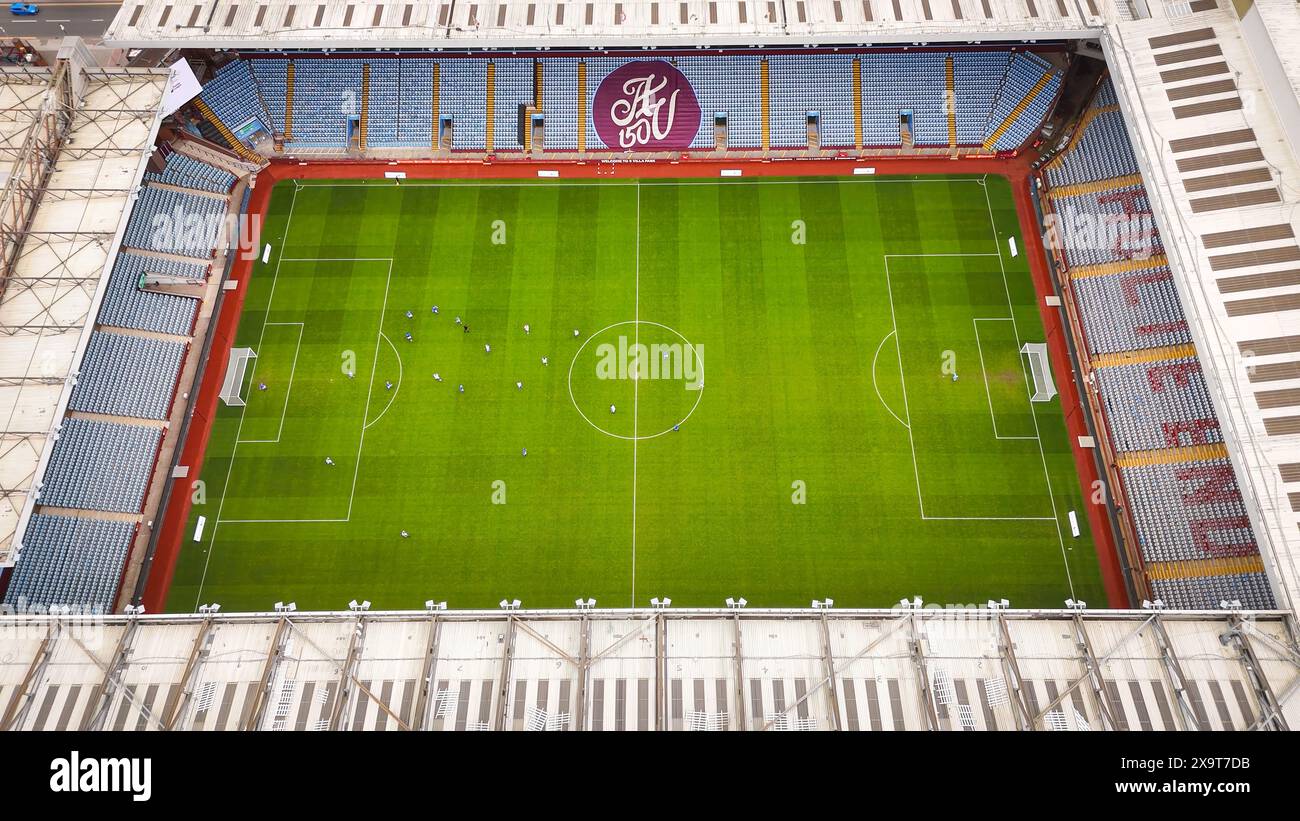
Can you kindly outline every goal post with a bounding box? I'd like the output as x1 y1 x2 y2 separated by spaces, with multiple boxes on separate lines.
221 347 258 407
1020 342 1057 403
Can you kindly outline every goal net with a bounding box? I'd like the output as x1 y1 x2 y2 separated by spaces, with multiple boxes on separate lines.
1020 343 1057 403
220 347 257 407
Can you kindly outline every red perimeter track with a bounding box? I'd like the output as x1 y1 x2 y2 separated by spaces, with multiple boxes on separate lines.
143 155 1130 612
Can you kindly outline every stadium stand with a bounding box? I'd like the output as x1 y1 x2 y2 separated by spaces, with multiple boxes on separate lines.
952 52 1012 146
541 60 578 151
3 149 238 613
1121 460 1257 563
1069 268 1193 354
70 331 188 421
37 419 162 514
200 59 272 135
124 186 226 258
1039 76 1274 609
1 515 136 614
861 52 947 147
146 152 238 194
1045 109 1139 187
438 58 489 150
1094 359 1222 453
366 59 400 147
195 51 1062 155
769 53 855 148
1050 184 1164 268
984 52 1061 151
98 252 203 337
493 58 533 150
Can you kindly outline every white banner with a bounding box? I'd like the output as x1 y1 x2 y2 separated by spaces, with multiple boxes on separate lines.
161 59 203 118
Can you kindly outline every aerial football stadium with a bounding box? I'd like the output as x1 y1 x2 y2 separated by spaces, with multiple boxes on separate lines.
0 0 1297 732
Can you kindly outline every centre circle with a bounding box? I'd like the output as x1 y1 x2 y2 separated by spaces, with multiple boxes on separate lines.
567 320 705 441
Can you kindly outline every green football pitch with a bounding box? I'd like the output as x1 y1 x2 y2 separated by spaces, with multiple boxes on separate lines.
167 175 1106 612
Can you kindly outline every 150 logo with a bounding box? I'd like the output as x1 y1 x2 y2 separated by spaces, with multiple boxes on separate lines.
593 60 702 151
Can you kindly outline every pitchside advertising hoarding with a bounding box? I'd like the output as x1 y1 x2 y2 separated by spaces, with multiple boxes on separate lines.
592 60 702 151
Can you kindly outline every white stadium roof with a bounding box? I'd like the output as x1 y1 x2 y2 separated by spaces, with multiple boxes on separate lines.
104 0 1103 49
1100 0 1300 615
0 54 168 566
1 608 1295 731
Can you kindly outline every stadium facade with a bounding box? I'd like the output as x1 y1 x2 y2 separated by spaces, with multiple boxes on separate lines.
2 0 1300 730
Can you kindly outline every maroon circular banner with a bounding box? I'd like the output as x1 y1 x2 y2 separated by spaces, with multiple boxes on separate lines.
592 60 702 151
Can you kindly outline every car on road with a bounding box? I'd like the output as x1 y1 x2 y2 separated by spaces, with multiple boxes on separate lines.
8 3 40 15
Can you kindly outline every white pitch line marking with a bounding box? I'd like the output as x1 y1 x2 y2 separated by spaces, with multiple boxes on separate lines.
871 330 909 430
632 181 641 609
972 318 1039 442
884 252 1058 524
196 184 300 609
236 321 304 445
363 329 403 431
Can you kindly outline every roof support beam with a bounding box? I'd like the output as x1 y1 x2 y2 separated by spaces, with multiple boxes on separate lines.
1148 614 1202 731
759 614 911 731
162 616 214 730
493 616 517 732
906 611 940 731
239 616 290 731
412 613 442 731
576 614 591 731
1 620 59 731
1031 614 1156 730
654 613 666 731
1225 613 1290 731
819 614 842 730
327 615 366 731
994 612 1035 730
80 619 138 731
732 614 747 731
1070 613 1121 731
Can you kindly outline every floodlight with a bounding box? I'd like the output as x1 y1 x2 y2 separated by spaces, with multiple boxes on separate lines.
651 597 672 610
425 601 447 611
198 603 221 615
349 599 360 611
1065 599 1086 611
360 601 371 611
725 597 735 608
